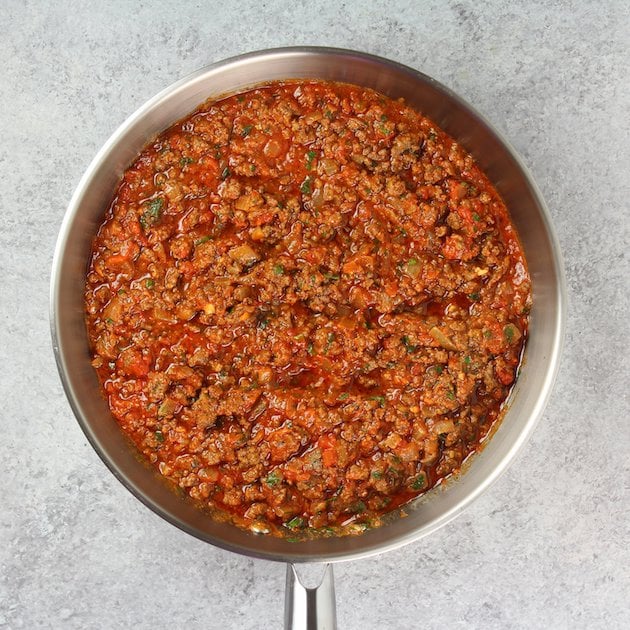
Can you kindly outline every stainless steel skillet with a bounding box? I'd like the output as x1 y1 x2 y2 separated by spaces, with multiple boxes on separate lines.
50 47 566 629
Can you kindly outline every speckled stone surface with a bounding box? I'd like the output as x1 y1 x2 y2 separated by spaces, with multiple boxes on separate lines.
1 1 628 628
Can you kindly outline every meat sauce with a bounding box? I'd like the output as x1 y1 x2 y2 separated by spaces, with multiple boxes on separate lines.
85 81 532 538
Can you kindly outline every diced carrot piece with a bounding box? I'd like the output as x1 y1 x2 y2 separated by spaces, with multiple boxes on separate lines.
322 449 337 468
319 434 338 468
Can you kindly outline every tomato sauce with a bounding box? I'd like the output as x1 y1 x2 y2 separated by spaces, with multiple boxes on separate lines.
85 81 531 538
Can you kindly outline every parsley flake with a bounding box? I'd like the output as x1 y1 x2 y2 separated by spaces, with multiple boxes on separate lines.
139 197 163 230
306 150 317 170
300 177 312 195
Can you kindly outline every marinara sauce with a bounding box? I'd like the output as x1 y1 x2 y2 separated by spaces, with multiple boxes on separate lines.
85 81 531 537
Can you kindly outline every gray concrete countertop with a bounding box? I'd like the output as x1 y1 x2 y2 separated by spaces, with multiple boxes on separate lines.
1 1 628 628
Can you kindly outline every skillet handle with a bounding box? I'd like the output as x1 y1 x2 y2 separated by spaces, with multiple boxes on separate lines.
284 563 337 630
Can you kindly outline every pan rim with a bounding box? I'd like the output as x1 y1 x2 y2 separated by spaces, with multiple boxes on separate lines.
50 46 566 563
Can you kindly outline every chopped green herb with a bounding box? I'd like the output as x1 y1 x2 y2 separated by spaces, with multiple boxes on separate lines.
484 330 493 339
351 501 366 513
256 314 270 330
273 263 284 275
139 197 163 229
338 392 350 401
469 292 481 301
401 335 418 354
371 470 383 479
319 526 336 537
503 323 521 344
285 516 306 530
179 156 194 167
105 317 114 325
406 257 420 277
324 332 335 354
446 389 456 401
380 114 388 122
144 278 155 289
306 150 317 170
154 430 164 443
463 355 472 367
250 164 256 173
323 272 340 281
472 212 481 222
241 124 253 137
324 109 334 120
369 395 386 407
411 473 426 490
195 235 211 246
307 342 315 356
265 471 281 487
434 364 443 375
221 166 230 179
300 177 312 195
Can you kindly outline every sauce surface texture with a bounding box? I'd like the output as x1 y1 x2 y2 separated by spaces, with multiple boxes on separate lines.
85 81 532 537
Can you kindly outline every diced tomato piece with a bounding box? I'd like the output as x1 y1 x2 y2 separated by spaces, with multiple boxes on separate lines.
449 181 468 201
104 254 129 268
116 348 150 378
443 234 466 259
